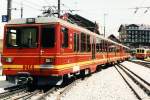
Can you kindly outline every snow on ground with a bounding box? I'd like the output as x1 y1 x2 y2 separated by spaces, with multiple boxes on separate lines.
0 88 5 93
0 69 6 81
0 68 6 93
116 65 148 99
0 76 6 81
121 61 150 83
49 65 137 100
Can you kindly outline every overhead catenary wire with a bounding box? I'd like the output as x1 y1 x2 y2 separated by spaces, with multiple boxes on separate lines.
23 0 43 7
44 0 51 5
130 0 149 14
61 3 80 14
13 0 41 11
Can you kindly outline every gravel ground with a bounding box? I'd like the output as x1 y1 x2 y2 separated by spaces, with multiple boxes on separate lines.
48 63 138 100
121 61 150 83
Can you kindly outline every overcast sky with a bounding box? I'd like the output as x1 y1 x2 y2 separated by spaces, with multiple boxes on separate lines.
1 0 150 38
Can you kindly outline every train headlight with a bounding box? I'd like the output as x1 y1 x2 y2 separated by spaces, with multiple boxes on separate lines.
5 57 13 63
45 58 54 63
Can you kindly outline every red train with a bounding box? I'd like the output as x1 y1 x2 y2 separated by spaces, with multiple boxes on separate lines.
2 17 130 86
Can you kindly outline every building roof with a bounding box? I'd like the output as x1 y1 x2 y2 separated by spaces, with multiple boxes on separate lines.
118 24 150 32
108 34 121 43
61 13 100 35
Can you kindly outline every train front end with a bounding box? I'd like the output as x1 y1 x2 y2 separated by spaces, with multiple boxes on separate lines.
2 18 62 86
135 48 147 59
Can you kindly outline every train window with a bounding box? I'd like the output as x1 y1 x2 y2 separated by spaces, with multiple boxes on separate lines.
81 33 86 52
99 40 103 52
101 40 104 52
74 33 77 52
41 25 55 48
77 34 79 52
103 40 107 52
108 43 111 52
6 31 17 47
62 27 68 48
6 27 38 48
96 38 99 52
87 35 91 52
137 49 139 53
74 33 79 52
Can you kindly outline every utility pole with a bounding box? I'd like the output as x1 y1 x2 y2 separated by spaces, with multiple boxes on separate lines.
21 2 23 18
7 0 12 21
104 13 107 37
58 0 60 18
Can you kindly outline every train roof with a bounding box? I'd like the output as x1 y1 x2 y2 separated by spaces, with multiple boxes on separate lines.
7 17 129 49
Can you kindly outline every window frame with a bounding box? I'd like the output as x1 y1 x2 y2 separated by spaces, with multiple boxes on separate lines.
41 25 55 48
61 27 68 48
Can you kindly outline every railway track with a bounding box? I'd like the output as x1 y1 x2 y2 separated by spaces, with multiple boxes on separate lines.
0 85 27 100
0 75 89 100
35 79 81 100
131 60 150 69
12 90 40 100
35 76 89 100
115 64 150 100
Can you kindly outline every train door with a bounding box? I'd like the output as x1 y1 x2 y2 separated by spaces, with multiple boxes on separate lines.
106 41 109 62
92 37 96 59
40 25 56 64
74 32 79 62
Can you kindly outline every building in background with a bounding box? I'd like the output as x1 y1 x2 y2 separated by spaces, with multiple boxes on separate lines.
118 24 150 49
108 34 121 43
61 13 101 35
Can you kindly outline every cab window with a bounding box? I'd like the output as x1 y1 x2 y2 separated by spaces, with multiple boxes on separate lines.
41 25 55 48
62 27 68 48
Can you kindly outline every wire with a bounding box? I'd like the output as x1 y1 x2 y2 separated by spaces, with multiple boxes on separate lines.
132 0 147 14
61 3 79 14
44 0 51 5
139 0 146 6
23 0 42 7
13 0 41 11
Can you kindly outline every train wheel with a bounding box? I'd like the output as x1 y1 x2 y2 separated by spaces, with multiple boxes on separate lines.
80 69 91 80
96 65 102 72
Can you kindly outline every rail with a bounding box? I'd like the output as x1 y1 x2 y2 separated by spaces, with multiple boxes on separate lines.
117 64 150 96
114 66 142 100
36 87 56 100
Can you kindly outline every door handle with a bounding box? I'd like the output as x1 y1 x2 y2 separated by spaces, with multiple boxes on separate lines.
40 50 44 54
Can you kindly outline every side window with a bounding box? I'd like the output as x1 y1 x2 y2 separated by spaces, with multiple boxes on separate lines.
62 27 68 48
87 35 91 52
74 33 79 52
81 33 86 52
41 25 55 48
74 33 77 52
77 34 79 52
96 38 99 52
103 40 106 52
99 39 102 52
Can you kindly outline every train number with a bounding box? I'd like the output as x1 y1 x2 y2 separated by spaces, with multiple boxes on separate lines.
23 65 34 70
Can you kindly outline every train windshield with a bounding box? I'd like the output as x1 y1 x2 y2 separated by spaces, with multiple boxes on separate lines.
6 27 38 48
